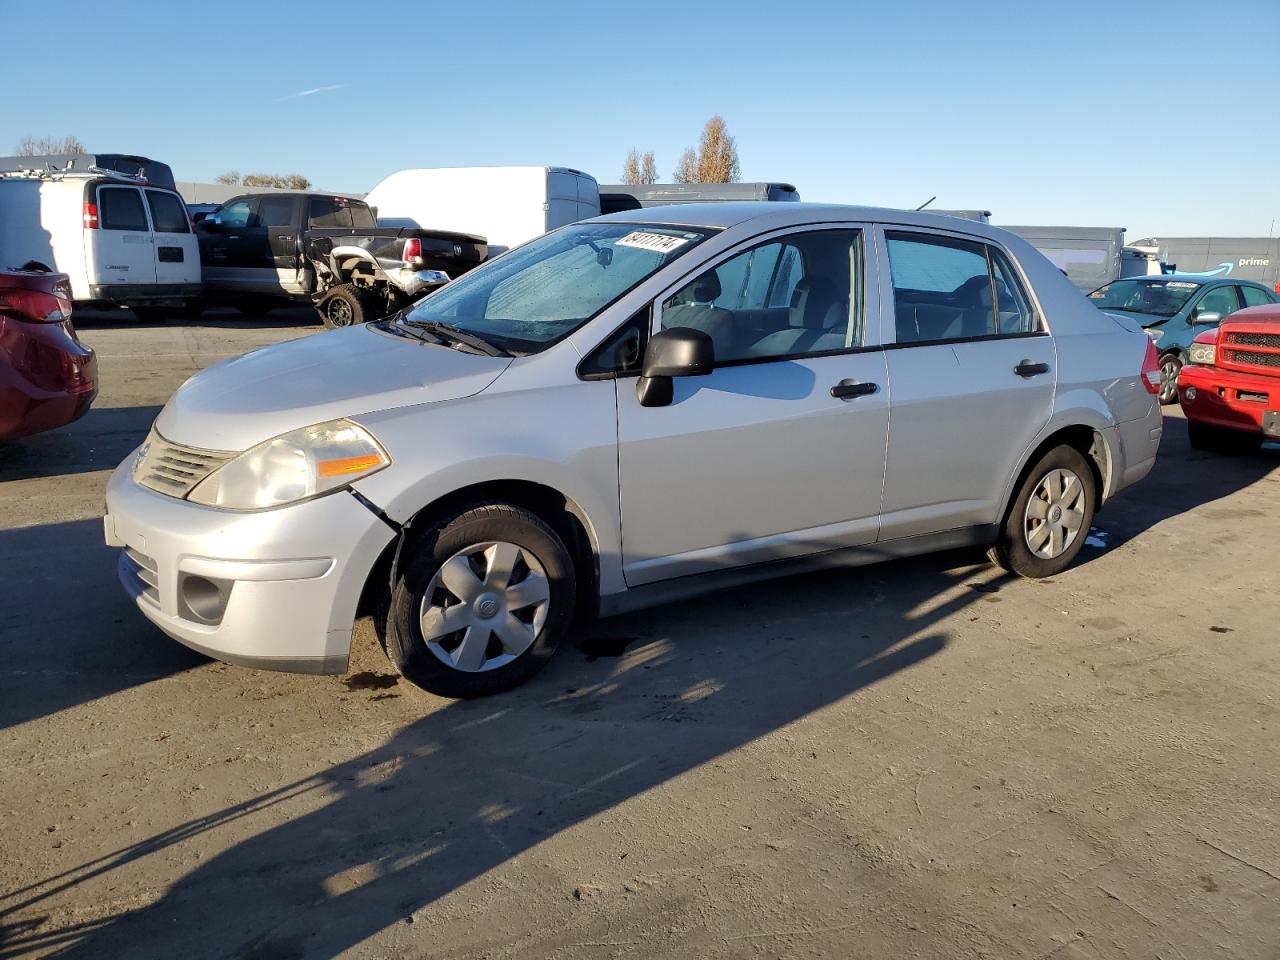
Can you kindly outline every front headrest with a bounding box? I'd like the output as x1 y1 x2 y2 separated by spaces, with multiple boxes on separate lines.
791 276 839 329
691 273 722 303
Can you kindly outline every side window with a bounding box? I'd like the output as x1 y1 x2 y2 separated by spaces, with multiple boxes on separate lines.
887 233 1038 343
661 230 862 363
145 190 190 233
218 200 252 228
579 308 649 379
989 249 1038 334
258 197 294 227
1194 285 1241 320
308 196 354 228
98 188 149 231
1241 285 1274 308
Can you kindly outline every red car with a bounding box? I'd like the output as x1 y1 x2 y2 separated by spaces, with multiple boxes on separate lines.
1178 303 1280 452
0 268 97 441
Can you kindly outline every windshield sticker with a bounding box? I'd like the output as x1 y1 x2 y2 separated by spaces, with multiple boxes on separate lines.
1165 281 1198 289
616 232 691 254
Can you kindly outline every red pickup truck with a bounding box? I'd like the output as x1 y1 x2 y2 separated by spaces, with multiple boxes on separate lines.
1178 304 1280 452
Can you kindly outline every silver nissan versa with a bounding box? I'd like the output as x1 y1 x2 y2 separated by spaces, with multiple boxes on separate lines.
104 204 1164 698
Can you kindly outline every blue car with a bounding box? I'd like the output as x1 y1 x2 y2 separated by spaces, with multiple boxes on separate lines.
1088 276 1278 404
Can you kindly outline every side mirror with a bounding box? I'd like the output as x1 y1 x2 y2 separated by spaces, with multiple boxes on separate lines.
200 216 222 231
636 327 714 407
1193 310 1222 326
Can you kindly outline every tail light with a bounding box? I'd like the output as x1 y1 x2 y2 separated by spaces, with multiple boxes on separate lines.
0 287 71 323
82 201 99 229
1141 338 1162 395
403 238 423 265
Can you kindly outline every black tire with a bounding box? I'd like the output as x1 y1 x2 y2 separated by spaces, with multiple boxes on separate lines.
317 284 375 329
988 444 1097 579
1158 352 1182 406
1187 419 1264 454
382 504 576 699
130 306 171 323
237 296 277 317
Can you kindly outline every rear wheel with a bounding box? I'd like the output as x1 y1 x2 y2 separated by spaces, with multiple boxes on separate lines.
1187 419 1264 454
382 504 576 699
317 283 375 329
1158 352 1182 405
989 445 1096 578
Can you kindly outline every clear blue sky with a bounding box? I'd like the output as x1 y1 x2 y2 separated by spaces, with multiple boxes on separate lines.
2 0 1277 238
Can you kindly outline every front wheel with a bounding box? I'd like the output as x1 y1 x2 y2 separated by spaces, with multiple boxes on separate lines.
989 445 1096 578
382 504 576 698
1158 352 1182 405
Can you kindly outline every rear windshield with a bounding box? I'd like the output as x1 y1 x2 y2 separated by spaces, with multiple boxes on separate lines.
99 187 149 231
1089 278 1200 318
146 190 190 233
308 196 375 229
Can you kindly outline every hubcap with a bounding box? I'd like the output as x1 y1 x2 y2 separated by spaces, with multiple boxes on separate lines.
328 298 353 326
1023 468 1086 560
419 541 550 673
1160 357 1179 399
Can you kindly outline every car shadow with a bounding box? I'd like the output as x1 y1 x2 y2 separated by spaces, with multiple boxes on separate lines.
0 405 161 482
0 518 204 733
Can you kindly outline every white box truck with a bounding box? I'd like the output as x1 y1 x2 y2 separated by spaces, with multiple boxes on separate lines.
365 166 599 256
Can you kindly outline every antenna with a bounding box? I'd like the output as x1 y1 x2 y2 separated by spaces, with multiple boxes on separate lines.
915 196 936 211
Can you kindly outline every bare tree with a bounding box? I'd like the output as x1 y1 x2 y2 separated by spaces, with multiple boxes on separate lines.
695 115 740 184
16 135 87 156
640 151 658 185
673 148 698 184
622 149 642 185
215 171 242 185
241 173 312 189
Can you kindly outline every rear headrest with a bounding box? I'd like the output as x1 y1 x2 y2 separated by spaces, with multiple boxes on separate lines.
691 273 722 303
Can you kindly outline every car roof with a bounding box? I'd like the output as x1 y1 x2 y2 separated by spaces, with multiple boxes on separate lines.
1116 274 1265 287
592 201 1019 240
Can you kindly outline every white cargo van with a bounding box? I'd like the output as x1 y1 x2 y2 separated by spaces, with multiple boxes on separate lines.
0 169 201 320
365 166 599 255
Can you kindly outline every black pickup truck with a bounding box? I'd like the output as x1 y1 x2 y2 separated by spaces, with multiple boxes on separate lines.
196 192 487 327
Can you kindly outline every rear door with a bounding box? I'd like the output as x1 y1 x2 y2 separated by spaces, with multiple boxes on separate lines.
878 227 1056 539
145 189 199 285
89 185 157 287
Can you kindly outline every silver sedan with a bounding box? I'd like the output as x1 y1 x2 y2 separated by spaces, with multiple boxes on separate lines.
104 203 1164 697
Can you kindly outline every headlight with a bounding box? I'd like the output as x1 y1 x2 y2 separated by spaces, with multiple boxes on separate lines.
1188 343 1216 366
1146 329 1164 342
188 419 389 510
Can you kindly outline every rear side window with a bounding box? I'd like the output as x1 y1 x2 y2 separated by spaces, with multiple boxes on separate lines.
1242 286 1274 308
146 190 190 233
308 196 357 228
887 232 1039 343
99 187 149 231
258 196 294 227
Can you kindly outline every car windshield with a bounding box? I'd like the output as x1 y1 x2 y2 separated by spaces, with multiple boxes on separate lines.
1088 278 1200 318
400 222 715 352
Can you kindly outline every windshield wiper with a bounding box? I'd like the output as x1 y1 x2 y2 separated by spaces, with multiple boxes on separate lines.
399 318 508 357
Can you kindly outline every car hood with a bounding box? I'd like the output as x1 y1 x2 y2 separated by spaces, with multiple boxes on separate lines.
1101 308 1166 329
155 325 511 451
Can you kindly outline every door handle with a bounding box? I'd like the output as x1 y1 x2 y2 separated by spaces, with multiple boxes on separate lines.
830 379 879 400
276 235 293 242
1013 360 1050 378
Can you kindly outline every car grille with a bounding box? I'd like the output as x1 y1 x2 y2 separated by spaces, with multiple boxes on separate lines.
1226 331 1280 349
1222 348 1280 370
121 546 160 609
134 430 234 498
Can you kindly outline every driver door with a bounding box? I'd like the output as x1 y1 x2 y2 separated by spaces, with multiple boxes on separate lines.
615 226 890 586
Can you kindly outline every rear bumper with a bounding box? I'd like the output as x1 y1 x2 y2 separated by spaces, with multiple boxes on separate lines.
1178 364 1278 435
88 283 203 305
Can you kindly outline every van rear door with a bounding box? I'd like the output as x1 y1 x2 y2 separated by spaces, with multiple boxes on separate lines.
145 189 200 286
89 185 157 287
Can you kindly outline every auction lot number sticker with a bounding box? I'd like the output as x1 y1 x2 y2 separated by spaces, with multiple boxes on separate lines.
616 232 691 254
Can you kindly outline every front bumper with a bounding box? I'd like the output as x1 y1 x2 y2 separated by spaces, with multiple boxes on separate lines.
1178 364 1278 436
103 458 396 674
